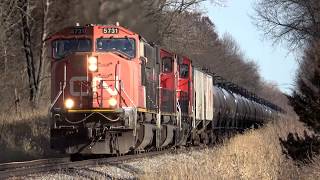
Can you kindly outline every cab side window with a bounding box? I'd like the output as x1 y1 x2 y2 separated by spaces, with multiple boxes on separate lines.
179 64 189 78
162 57 173 73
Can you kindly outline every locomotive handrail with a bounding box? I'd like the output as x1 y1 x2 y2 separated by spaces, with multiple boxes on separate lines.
48 89 63 112
92 78 122 107
49 63 67 112
176 101 182 130
120 81 136 108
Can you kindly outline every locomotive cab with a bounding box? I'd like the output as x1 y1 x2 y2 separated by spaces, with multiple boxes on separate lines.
50 24 142 111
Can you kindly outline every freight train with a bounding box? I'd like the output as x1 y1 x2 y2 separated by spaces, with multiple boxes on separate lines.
49 23 283 155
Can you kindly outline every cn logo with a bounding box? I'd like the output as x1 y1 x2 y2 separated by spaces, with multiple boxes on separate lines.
70 76 89 96
69 76 119 96
92 76 119 96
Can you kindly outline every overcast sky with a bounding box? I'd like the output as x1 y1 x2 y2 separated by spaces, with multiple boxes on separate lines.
205 0 298 93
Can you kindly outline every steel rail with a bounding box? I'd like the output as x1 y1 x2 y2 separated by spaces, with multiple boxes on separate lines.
0 150 173 179
0 157 70 171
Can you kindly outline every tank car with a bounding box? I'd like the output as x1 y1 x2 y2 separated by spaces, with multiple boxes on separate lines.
48 23 282 155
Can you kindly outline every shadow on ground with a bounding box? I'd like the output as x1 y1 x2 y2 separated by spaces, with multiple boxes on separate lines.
280 131 320 163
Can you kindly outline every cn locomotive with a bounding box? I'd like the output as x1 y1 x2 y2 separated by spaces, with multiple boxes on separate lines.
49 24 282 155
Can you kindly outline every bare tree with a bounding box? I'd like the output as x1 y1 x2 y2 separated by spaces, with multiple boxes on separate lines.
142 0 225 43
18 0 38 103
0 0 77 110
253 0 320 49
257 81 289 110
35 0 50 103
0 0 20 76
289 41 320 133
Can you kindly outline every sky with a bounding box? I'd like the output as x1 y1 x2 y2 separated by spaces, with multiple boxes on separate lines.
204 0 298 93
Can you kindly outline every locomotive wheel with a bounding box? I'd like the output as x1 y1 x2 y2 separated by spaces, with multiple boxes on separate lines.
192 133 201 146
216 130 225 144
200 132 209 145
210 131 217 144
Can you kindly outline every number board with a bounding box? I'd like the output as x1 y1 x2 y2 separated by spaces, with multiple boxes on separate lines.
73 28 86 35
103 27 119 34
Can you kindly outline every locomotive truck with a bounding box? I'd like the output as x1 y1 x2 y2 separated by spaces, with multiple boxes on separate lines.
49 23 282 155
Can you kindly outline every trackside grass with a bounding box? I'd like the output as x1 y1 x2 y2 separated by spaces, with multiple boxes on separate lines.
141 116 319 180
0 108 54 163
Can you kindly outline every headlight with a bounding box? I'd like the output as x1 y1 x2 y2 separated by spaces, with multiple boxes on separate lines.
65 98 74 109
108 97 117 107
88 56 98 72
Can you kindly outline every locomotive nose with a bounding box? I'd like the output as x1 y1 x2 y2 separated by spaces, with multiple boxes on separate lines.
57 53 123 110
90 53 124 109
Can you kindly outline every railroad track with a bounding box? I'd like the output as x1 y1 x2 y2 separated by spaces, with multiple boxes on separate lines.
0 150 173 179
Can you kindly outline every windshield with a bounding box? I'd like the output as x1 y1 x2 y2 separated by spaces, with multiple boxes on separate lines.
52 39 92 59
96 38 136 58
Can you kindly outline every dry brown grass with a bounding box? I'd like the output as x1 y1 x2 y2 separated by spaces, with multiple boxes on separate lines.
0 106 56 163
298 156 320 179
140 114 319 180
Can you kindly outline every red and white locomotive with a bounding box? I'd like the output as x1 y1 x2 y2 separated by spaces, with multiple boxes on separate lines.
49 24 281 155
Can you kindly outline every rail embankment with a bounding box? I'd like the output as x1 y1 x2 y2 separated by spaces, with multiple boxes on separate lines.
140 115 319 180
